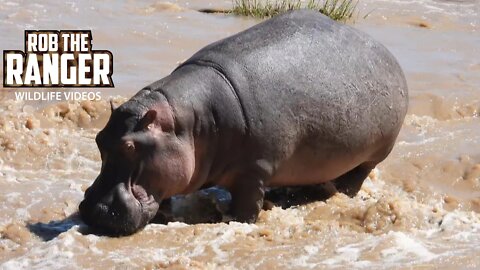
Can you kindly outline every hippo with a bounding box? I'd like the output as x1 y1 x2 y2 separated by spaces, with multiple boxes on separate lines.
79 10 408 235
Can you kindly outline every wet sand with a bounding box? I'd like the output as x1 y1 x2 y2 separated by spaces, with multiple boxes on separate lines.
0 0 479 269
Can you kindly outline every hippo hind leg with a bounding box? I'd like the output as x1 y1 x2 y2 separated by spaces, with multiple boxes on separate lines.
334 140 396 197
333 162 376 197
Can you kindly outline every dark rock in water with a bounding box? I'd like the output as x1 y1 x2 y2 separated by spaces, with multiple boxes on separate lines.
155 187 232 224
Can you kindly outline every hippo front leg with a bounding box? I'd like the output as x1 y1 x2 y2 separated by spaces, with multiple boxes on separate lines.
229 161 271 223
229 177 265 223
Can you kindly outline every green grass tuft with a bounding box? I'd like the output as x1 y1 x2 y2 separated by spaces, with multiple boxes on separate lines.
232 0 358 22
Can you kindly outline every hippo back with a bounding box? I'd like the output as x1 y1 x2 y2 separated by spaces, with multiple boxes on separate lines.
176 10 408 162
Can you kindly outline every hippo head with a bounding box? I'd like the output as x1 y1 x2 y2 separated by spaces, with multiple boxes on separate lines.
79 97 194 235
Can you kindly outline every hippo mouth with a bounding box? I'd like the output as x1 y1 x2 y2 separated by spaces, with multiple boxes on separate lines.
79 161 160 236
131 184 155 204
129 163 156 205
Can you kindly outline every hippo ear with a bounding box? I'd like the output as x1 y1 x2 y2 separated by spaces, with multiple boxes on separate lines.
109 99 118 112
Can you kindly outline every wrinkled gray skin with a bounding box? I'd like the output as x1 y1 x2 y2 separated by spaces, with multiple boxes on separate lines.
79 10 408 236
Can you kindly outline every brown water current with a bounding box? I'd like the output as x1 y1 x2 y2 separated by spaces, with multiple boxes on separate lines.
0 0 479 269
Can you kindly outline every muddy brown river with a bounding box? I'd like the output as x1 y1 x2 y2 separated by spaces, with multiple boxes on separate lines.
0 0 479 269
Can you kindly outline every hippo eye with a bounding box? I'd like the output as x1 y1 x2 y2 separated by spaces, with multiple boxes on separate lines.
124 141 135 153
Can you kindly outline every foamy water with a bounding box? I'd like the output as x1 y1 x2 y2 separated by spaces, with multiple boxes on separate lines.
1 0 479 269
